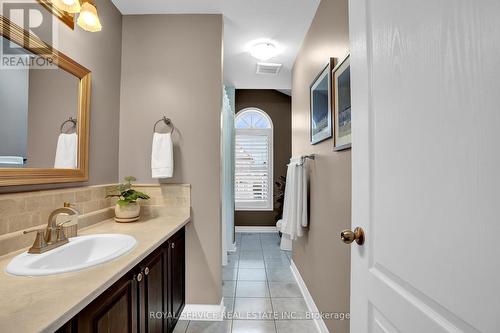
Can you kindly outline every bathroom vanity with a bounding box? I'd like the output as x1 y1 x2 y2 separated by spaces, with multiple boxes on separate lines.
0 211 190 333
58 227 185 333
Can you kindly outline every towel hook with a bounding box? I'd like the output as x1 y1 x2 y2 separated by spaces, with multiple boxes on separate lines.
153 116 174 134
60 117 77 134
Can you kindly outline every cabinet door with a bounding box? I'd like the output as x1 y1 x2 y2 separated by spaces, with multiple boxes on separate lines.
139 248 167 333
168 228 185 330
78 273 138 333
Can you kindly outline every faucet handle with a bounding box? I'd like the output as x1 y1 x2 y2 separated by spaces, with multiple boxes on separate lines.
55 224 68 243
23 228 44 235
55 219 74 242
57 220 73 227
23 229 47 253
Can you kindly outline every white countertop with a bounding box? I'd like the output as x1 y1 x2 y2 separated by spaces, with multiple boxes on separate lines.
0 209 190 333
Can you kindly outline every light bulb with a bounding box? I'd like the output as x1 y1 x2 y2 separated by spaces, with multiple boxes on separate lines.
52 0 81 13
77 2 102 32
82 11 96 25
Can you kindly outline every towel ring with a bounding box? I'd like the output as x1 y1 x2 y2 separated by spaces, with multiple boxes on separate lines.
60 117 77 134
153 116 174 134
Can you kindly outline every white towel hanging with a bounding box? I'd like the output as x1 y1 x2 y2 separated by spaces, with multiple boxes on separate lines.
279 156 308 240
54 133 78 169
151 132 173 178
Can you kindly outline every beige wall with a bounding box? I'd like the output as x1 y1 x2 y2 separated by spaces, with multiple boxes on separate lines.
119 15 223 304
291 0 351 331
0 0 122 193
234 89 291 227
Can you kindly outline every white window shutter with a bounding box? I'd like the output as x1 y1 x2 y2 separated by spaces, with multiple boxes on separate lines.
235 129 273 210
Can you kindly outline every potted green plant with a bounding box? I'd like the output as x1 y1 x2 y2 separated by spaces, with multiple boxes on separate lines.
107 176 150 222
274 175 286 238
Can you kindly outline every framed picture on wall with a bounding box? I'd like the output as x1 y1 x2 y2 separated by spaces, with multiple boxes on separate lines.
310 63 333 144
332 55 352 150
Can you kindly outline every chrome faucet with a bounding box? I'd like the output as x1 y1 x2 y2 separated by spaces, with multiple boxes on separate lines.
23 203 79 254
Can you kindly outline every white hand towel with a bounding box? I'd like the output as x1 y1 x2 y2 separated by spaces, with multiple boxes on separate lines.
0 156 24 165
54 133 78 169
279 157 308 240
151 132 173 178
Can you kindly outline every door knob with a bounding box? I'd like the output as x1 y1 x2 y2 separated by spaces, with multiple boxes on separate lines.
340 227 365 245
144 267 150 276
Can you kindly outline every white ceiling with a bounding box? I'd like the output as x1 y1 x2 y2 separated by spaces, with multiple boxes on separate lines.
111 0 320 90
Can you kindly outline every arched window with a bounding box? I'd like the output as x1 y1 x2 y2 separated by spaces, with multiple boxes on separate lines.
235 108 273 211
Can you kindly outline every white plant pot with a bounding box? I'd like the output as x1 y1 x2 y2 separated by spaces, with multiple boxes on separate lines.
114 202 140 222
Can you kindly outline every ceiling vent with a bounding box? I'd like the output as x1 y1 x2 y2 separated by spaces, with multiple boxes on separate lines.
256 62 282 75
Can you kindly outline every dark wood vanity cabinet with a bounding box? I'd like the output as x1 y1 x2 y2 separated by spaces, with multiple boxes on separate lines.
77 273 138 333
167 229 185 329
139 246 167 333
59 228 185 333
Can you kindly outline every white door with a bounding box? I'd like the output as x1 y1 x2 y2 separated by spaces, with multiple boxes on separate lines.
349 0 500 332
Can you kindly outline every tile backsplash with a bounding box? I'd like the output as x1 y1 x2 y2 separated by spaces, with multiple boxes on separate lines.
0 185 116 236
0 184 116 256
133 184 191 210
0 183 191 257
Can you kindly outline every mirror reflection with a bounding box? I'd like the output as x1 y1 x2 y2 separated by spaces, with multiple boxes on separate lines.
0 36 80 169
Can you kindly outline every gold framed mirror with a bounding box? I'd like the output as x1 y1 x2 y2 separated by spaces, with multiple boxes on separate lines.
0 16 91 186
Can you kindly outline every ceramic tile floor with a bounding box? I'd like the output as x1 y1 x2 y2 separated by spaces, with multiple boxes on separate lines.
174 232 318 333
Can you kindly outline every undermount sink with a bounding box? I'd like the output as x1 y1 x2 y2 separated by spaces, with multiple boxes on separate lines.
6 234 137 277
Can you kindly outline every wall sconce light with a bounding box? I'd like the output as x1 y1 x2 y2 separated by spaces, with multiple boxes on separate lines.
52 0 81 13
76 1 102 32
51 0 102 32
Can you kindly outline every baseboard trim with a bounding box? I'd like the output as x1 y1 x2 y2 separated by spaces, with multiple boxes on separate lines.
179 298 225 321
290 260 329 333
235 226 277 233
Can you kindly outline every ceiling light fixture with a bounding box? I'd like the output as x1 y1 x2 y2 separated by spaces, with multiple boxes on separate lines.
248 40 282 61
77 1 102 32
52 0 81 14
